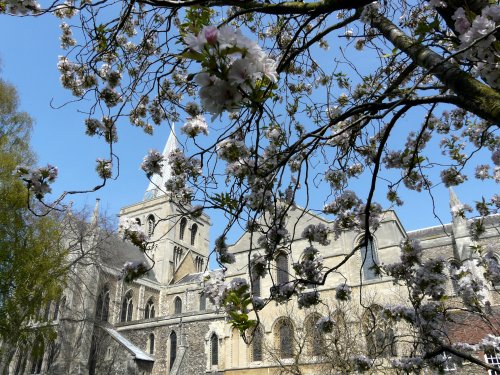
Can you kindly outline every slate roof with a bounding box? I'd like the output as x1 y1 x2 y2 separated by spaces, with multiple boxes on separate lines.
97 232 158 282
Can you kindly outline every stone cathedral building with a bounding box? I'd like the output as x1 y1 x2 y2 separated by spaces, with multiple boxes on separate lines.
5 129 500 375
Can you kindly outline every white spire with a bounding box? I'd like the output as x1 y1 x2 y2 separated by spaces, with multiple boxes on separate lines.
449 187 465 218
144 125 178 200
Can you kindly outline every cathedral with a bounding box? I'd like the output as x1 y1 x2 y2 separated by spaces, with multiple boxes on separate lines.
5 129 500 375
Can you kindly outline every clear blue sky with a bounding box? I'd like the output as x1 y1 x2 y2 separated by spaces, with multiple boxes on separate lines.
0 13 497 248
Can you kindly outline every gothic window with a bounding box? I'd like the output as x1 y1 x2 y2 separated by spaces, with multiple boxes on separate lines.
191 223 198 246
170 331 177 370
174 296 182 314
490 255 500 286
364 306 396 358
145 298 155 319
305 314 323 357
14 351 26 375
278 319 294 359
147 215 155 238
96 286 110 322
210 333 219 366
276 253 289 284
120 290 133 322
179 217 187 240
30 339 44 374
43 301 51 321
148 333 155 355
53 298 60 321
360 237 379 281
200 293 206 311
251 273 261 297
252 328 264 362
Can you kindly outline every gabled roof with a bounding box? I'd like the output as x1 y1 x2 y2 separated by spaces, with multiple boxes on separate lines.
101 324 154 362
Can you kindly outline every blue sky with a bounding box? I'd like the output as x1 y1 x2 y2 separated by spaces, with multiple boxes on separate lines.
0 13 497 251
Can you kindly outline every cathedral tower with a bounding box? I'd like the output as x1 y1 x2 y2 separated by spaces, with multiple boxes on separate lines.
119 126 210 285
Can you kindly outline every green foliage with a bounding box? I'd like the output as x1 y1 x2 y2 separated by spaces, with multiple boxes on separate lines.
221 283 256 334
0 79 67 349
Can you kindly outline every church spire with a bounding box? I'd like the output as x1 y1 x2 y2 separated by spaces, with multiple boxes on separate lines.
144 125 178 200
449 186 466 219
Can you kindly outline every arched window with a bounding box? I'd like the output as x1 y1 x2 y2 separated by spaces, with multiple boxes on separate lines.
170 331 177 370
148 333 155 355
190 223 198 246
179 217 187 240
121 290 133 322
135 218 141 226
210 333 219 366
305 314 323 357
276 253 289 284
145 298 155 319
147 215 155 238
30 339 44 374
96 286 110 322
43 301 52 321
364 306 396 358
278 319 294 359
252 327 264 362
53 298 60 321
490 255 500 286
174 296 182 314
200 293 206 311
14 351 26 375
360 237 379 281
251 274 261 297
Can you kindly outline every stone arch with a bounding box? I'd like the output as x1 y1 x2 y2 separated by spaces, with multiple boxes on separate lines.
273 317 295 359
120 289 133 322
174 296 182 314
147 214 155 238
179 217 187 240
304 312 324 356
191 223 198 246
362 305 396 358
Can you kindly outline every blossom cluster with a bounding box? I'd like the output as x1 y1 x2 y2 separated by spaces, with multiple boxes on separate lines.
335 283 352 301
215 236 236 264
316 316 335 333
16 164 58 199
203 271 228 307
85 117 118 144
120 260 148 282
95 158 112 179
183 25 278 117
391 357 423 372
164 149 202 203
452 5 500 89
181 115 209 138
297 290 320 309
4 0 40 15
293 246 324 284
270 282 295 303
140 149 164 177
323 190 382 238
57 56 97 97
450 261 488 308
120 218 148 250
350 355 373 372
301 223 331 246
250 254 267 279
